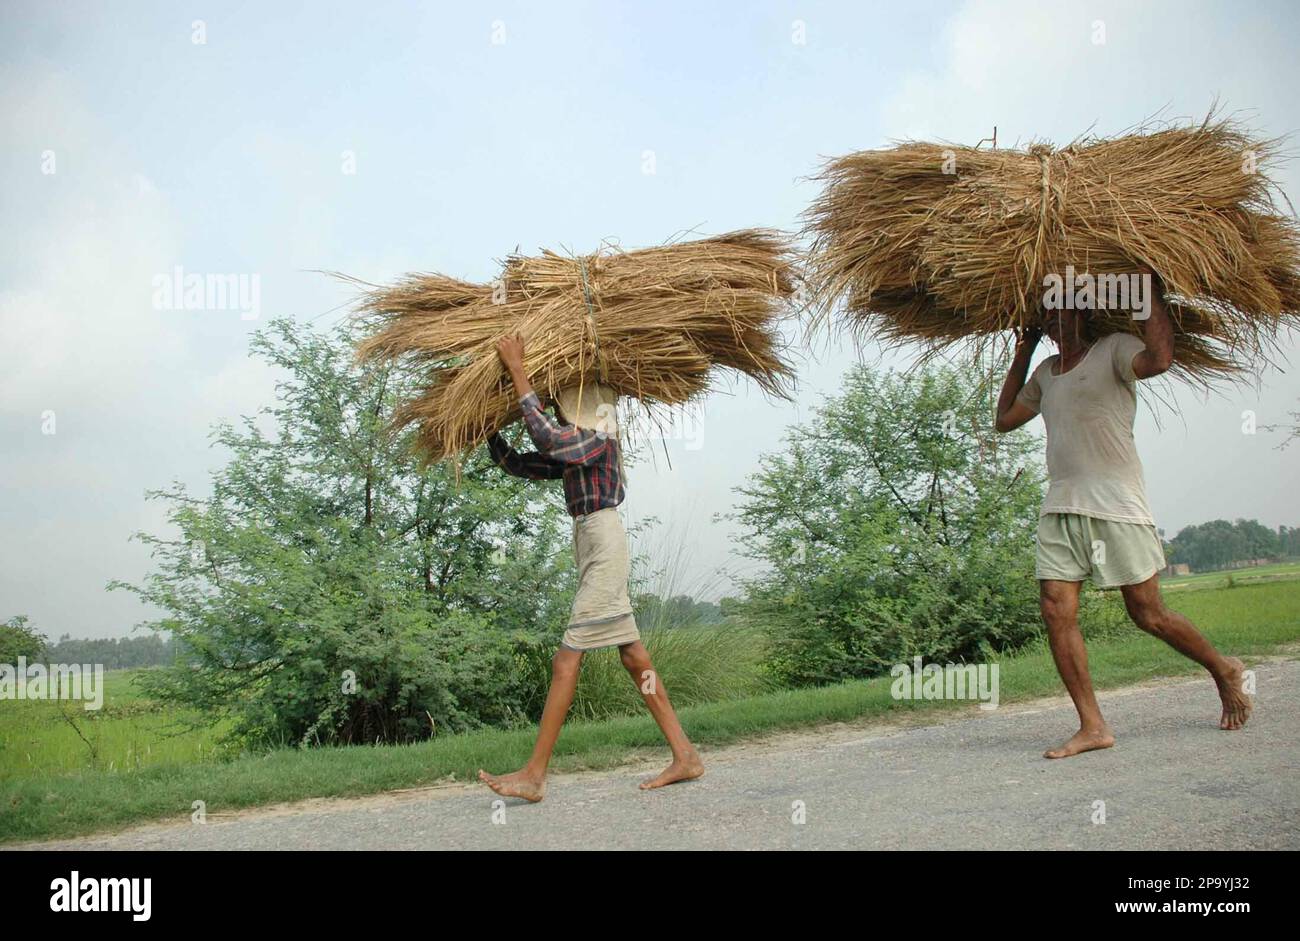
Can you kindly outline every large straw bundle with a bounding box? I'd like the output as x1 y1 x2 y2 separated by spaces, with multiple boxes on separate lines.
805 118 1300 383
354 230 797 462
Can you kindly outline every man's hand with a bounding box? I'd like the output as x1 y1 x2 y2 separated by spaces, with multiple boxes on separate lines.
496 333 525 370
496 333 535 401
1018 323 1042 349
996 320 1042 433
1132 279 1173 379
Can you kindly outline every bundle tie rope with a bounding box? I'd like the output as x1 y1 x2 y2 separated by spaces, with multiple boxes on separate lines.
1024 144 1073 327
578 256 609 385
1024 145 1053 321
577 256 620 463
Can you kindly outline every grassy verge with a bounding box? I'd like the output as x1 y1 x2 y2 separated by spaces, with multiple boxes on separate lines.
2 579 1296 845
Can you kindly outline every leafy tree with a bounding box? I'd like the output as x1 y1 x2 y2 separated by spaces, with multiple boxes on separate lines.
0 615 47 664
112 319 574 747
730 363 1045 686
1166 518 1283 571
718 596 743 619
1236 519 1282 559
1279 525 1300 558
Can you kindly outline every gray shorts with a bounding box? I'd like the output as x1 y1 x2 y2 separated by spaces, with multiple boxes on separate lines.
1036 513 1166 589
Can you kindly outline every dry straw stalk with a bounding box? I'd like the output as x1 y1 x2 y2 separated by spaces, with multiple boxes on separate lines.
353 230 797 462
804 116 1300 384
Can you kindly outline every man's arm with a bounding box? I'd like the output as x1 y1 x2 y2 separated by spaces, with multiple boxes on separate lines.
497 333 537 401
496 334 607 466
1130 285 1174 380
995 326 1041 433
486 431 564 480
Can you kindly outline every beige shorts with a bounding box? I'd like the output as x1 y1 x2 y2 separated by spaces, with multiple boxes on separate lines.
1036 513 1166 589
561 507 641 651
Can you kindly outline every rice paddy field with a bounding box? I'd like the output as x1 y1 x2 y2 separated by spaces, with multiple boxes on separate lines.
0 670 235 782
2 574 1297 843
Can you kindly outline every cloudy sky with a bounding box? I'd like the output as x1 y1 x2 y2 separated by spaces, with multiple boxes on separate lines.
3 0 1298 638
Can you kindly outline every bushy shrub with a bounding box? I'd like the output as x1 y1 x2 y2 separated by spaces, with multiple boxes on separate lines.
732 363 1047 686
0 615 46 665
115 320 574 748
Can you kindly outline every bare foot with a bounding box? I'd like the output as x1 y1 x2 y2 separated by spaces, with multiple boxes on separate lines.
639 752 705 790
1044 726 1115 759
478 768 546 803
1215 657 1253 731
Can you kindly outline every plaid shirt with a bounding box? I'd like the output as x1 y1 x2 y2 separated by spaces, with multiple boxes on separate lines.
487 392 625 517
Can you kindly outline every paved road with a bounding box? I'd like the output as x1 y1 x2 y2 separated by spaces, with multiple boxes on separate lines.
15 659 1300 851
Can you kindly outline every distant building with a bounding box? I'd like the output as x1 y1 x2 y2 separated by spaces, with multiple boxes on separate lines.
1164 563 1191 577
1227 558 1274 569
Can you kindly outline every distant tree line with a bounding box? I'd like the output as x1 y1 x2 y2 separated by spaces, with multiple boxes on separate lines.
0 617 178 669
1166 519 1300 572
632 594 724 630
45 633 177 669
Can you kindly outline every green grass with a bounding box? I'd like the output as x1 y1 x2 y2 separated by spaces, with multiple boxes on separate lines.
0 626 767 786
2 579 1297 845
519 623 773 721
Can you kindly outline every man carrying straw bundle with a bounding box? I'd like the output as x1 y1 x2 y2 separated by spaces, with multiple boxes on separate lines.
354 230 795 798
477 334 704 801
995 287 1253 759
805 118 1290 758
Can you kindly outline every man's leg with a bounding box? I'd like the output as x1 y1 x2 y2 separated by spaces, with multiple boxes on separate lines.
1119 574 1252 730
618 640 704 789
479 646 584 802
1040 578 1116 758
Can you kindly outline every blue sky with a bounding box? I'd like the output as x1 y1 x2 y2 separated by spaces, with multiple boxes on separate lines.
3 0 1299 637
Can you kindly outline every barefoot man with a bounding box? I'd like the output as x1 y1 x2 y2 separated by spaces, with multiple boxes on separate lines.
995 286 1252 758
478 334 704 800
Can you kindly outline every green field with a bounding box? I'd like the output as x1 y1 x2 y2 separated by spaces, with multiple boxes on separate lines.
1162 560 1300 591
2 577 1297 845
0 670 234 782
